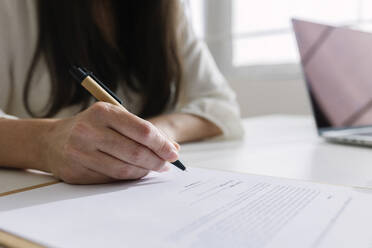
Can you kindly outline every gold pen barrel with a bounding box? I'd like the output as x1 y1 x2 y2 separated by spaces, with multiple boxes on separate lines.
81 76 125 110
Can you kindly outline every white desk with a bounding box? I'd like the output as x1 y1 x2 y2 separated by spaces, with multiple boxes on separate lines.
182 115 372 189
1 115 372 212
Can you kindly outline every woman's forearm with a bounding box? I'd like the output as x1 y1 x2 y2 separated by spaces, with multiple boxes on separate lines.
148 113 222 143
0 111 219 182
0 113 220 171
0 103 180 184
0 118 55 171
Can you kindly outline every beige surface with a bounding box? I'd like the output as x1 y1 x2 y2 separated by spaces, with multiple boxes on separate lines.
0 229 45 248
0 169 57 197
0 170 56 247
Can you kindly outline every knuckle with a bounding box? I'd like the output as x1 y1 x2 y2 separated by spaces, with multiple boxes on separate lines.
90 102 111 116
139 121 153 141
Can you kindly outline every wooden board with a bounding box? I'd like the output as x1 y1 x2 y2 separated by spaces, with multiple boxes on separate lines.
0 169 58 197
0 169 58 247
0 229 45 248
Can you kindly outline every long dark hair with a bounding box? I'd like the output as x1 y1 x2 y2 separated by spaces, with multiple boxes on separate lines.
24 0 182 118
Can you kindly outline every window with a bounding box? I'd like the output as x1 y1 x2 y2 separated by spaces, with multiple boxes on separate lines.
187 0 372 80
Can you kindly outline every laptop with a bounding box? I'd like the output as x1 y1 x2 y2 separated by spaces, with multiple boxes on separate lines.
293 18 372 146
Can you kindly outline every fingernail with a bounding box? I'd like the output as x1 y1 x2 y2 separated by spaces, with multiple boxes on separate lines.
169 147 179 162
173 142 181 151
158 165 170 173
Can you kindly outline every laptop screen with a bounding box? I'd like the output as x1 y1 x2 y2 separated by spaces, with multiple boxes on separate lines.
293 19 372 130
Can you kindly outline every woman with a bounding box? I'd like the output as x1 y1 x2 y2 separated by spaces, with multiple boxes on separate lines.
0 0 243 184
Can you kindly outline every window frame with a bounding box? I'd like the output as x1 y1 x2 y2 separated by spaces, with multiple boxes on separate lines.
201 0 302 81
200 0 372 82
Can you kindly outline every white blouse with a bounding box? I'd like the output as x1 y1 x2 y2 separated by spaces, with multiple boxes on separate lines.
0 0 243 139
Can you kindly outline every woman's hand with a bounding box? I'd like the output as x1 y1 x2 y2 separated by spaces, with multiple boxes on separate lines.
42 102 179 184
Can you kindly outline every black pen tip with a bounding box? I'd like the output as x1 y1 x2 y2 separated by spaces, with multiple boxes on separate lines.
171 160 187 171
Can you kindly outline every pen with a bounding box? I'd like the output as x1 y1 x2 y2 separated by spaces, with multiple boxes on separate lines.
69 66 187 171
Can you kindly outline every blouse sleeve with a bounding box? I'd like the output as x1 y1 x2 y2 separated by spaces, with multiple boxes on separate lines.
0 0 37 120
0 110 18 119
175 7 244 139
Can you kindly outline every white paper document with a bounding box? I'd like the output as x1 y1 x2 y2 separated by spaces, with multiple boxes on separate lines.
1 167 372 248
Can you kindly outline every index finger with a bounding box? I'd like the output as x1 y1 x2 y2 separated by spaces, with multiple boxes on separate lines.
103 104 179 162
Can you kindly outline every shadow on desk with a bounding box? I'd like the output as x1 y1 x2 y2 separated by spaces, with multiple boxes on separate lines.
309 143 372 188
0 175 166 212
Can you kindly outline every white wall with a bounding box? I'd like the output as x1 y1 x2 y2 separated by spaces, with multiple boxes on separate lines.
228 78 312 118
